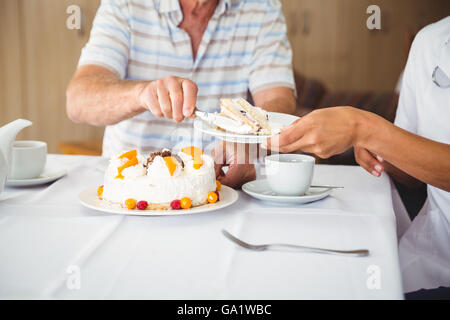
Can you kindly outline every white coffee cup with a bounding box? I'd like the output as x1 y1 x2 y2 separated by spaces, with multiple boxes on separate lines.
265 154 315 196
10 141 47 180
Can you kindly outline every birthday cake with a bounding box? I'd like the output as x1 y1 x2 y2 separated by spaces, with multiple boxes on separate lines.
98 147 220 211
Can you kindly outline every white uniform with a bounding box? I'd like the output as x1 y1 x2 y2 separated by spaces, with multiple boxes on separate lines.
395 16 450 293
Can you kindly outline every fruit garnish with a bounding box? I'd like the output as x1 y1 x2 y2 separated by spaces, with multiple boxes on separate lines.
180 197 192 209
193 160 203 170
207 192 218 204
115 156 139 179
181 146 203 157
116 173 124 179
181 146 203 169
171 199 181 210
97 185 104 197
163 156 178 176
137 200 148 210
215 191 220 201
119 150 137 160
125 198 136 210
216 180 221 191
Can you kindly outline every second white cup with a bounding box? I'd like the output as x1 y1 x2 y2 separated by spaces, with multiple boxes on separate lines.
265 154 315 196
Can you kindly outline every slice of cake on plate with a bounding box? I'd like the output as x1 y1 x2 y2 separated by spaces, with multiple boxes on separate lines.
219 98 272 135
98 147 221 211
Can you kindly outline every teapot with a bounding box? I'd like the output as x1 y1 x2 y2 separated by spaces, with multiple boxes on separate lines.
0 119 32 195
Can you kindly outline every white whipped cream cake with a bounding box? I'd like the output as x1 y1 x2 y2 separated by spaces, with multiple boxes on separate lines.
98 147 220 211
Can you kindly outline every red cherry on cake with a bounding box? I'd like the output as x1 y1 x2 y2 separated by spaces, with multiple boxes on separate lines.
137 200 148 210
171 199 182 210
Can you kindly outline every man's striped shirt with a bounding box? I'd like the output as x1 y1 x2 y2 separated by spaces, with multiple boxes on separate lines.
78 0 295 157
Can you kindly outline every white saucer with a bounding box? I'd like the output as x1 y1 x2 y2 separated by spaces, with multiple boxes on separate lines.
78 185 239 216
6 167 67 187
194 112 299 144
242 179 332 204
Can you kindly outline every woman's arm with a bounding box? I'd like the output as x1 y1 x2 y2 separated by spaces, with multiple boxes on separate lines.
356 110 450 191
265 107 450 191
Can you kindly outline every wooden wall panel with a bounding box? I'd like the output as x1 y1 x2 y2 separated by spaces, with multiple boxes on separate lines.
0 0 25 122
0 0 102 153
281 0 450 92
18 0 103 153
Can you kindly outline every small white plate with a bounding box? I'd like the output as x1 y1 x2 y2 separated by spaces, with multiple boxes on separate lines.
6 167 67 187
78 185 239 216
242 179 332 204
194 112 299 144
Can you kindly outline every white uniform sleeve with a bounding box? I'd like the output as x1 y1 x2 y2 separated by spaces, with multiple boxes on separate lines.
394 34 421 134
78 0 131 79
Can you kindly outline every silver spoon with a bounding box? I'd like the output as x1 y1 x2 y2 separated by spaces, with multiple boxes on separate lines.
310 185 344 189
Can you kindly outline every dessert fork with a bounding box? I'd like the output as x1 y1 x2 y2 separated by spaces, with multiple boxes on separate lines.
222 229 369 257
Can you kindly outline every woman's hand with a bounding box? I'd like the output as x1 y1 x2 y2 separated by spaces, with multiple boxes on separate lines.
354 146 384 177
265 107 360 157
138 76 198 122
263 107 384 177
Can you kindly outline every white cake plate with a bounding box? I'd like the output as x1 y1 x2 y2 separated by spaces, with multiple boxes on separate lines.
78 185 238 216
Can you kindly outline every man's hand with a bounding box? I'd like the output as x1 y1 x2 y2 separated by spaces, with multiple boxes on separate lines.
138 76 198 122
264 107 384 177
213 141 256 189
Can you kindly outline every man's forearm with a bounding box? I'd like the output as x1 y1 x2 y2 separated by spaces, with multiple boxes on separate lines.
253 87 296 115
66 67 147 126
356 112 450 191
258 96 295 114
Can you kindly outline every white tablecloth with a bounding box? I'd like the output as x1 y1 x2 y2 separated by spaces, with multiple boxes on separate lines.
0 155 403 299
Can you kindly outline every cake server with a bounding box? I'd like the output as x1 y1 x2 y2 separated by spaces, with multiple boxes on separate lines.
195 110 253 134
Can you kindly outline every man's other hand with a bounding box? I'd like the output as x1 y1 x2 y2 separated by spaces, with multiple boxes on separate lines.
213 141 256 189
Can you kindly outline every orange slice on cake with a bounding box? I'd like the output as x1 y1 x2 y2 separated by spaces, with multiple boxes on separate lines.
181 146 203 169
163 156 178 176
115 156 138 179
119 149 137 160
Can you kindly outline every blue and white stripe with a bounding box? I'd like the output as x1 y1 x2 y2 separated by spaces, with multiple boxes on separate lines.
78 0 295 157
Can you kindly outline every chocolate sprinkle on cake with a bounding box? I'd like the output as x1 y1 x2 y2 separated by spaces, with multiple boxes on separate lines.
145 150 172 168
172 154 185 168
144 150 184 168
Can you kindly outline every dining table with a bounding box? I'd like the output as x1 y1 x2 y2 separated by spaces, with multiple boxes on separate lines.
0 154 404 299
